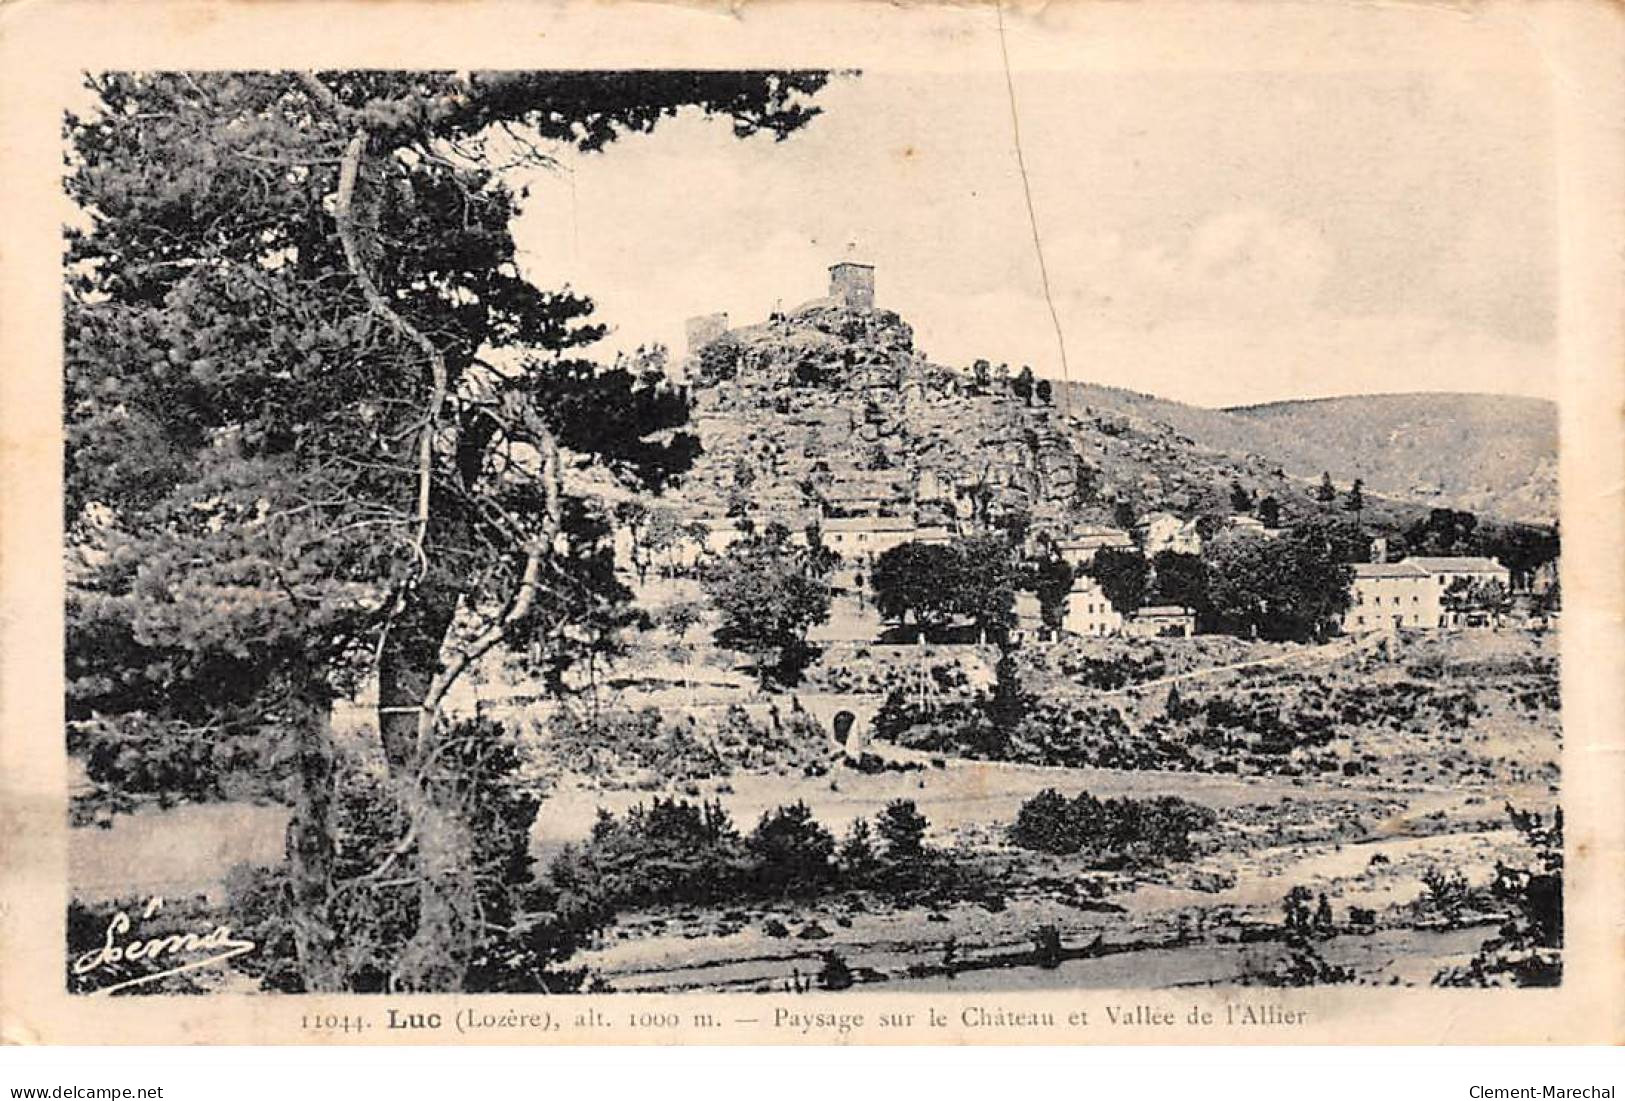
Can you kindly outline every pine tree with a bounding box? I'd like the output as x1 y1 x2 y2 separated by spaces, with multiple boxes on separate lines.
1316 471 1337 505
64 70 829 991
1343 478 1365 529
1257 495 1282 529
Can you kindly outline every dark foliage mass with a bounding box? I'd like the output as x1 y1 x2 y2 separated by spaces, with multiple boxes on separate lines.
1008 789 1217 868
64 68 829 992
869 536 1017 643
1203 516 1356 641
699 522 833 686
1435 806 1563 988
70 719 601 994
548 796 985 918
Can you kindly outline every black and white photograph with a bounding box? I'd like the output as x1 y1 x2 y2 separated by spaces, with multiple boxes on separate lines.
3 0 1621 1056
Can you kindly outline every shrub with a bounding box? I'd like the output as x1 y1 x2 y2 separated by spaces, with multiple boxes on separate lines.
876 799 929 861
1031 924 1063 969
745 802 837 898
1420 866 1472 923
549 797 752 911
816 949 855 990
1008 789 1217 868
836 819 881 886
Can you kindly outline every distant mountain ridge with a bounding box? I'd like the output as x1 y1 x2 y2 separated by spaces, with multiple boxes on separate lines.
1063 385 1556 523
675 264 1556 531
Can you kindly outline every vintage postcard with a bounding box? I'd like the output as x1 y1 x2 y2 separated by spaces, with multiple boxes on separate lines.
1 0 1621 1045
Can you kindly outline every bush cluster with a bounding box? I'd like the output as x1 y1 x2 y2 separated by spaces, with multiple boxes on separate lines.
1007 789 1217 868
548 797 978 917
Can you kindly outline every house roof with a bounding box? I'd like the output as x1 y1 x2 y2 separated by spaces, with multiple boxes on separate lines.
823 516 916 533
1405 556 1508 574
1352 562 1430 579
1057 527 1132 546
1137 605 1195 618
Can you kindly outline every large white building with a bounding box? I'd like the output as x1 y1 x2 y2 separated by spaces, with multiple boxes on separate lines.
1343 555 1511 633
821 515 922 559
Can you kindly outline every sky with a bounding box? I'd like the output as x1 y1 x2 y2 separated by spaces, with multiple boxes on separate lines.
509 19 1560 408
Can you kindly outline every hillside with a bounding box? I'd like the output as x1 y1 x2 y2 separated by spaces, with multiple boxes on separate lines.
1226 394 1556 523
675 299 1435 541
1064 384 1556 524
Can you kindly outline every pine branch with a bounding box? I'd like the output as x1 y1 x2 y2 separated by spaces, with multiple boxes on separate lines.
301 72 448 580
415 426 561 747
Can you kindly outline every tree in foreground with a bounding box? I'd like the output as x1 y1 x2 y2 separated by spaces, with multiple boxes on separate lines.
1436 806 1562 987
1085 547 1149 617
870 536 1016 644
1203 517 1354 641
1149 550 1208 616
1031 556 1075 636
953 534 1019 644
875 799 930 861
64 69 829 992
871 541 960 639
700 522 833 686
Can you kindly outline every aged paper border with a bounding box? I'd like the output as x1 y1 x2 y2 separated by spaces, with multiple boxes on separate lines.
1 0 1621 1045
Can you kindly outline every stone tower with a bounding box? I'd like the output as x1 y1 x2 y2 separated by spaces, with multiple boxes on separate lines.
828 262 875 309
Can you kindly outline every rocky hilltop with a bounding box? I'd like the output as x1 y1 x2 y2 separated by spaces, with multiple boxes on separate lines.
667 275 1401 543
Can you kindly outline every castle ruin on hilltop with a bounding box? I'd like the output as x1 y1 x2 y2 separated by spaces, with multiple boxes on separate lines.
827 260 875 309
685 261 877 356
667 258 1103 559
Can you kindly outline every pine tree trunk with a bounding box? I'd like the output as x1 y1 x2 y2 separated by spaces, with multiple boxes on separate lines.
375 579 473 992
376 582 459 771
284 682 342 992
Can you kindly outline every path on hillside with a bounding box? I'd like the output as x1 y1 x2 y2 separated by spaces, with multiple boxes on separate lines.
1093 633 1384 699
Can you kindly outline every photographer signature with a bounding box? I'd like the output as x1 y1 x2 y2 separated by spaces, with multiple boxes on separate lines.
73 896 256 995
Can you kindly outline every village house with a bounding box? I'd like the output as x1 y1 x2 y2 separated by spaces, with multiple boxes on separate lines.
1013 590 1045 641
1344 561 1435 632
1136 511 1203 557
1063 575 1123 637
650 515 747 572
1343 555 1512 633
1124 605 1198 638
1224 514 1275 538
821 515 921 559
1408 556 1512 589
698 516 748 556
1410 555 1514 626
1053 526 1135 567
